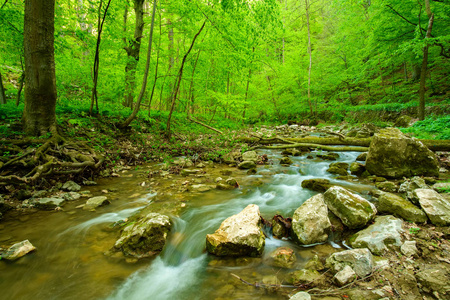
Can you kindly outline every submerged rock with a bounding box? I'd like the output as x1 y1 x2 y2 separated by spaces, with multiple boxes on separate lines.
326 248 373 278
301 178 333 193
349 215 403 255
288 269 323 285
377 192 427 223
1 240 36 260
280 157 293 165
114 212 171 258
292 194 331 245
365 128 439 178
266 247 296 268
206 204 265 257
323 186 377 229
414 189 450 225
83 196 110 211
317 153 339 161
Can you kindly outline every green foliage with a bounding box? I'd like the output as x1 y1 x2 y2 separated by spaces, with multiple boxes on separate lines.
409 227 420 235
401 115 450 140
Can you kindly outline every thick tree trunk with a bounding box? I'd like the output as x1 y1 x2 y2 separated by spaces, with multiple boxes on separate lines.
0 70 7 105
418 13 434 121
123 0 145 108
22 0 57 136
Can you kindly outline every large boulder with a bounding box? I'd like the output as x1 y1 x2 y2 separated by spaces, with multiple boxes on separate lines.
365 128 439 178
414 189 450 226
114 212 171 258
1 240 36 260
323 186 377 229
206 204 265 257
349 215 403 255
326 248 373 278
292 194 331 245
377 192 428 223
242 151 259 163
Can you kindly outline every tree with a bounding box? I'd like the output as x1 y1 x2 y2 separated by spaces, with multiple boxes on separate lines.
22 0 57 136
0 70 6 104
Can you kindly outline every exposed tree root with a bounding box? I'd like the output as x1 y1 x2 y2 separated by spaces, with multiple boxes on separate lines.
0 132 104 186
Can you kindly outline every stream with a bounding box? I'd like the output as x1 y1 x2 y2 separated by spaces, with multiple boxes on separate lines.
0 149 374 300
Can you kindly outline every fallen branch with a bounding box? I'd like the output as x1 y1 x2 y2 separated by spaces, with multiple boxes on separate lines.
253 143 369 152
187 115 223 134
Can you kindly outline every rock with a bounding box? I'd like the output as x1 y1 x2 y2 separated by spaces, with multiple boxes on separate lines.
401 241 418 257
173 158 194 167
334 265 356 286
280 157 293 165
35 197 66 210
414 189 450 225
216 182 236 190
282 148 302 156
323 186 377 229
242 151 259 162
247 168 257 175
238 161 257 169
180 169 201 176
222 151 241 164
16 190 32 200
225 178 239 187
375 181 398 192
399 176 430 203
288 269 322 285
317 153 339 161
292 194 331 245
433 182 450 192
114 213 171 258
196 162 206 168
266 247 296 268
1 240 36 260
350 162 365 176
377 192 427 223
349 215 403 255
305 254 324 271
62 192 81 201
62 180 81 192
365 128 439 178
191 184 212 192
416 265 450 296
394 115 412 128
301 178 333 193
290 291 311 300
271 215 291 239
82 180 97 186
326 248 373 278
356 152 368 161
83 196 110 210
206 204 265 257
327 162 349 176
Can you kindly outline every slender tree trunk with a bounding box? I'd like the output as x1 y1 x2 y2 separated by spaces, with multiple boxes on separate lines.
22 0 57 136
123 0 145 108
166 21 206 138
418 12 434 120
16 71 24 106
242 67 252 123
0 70 6 104
305 0 313 116
188 51 201 115
119 0 157 128
89 0 112 115
148 11 162 116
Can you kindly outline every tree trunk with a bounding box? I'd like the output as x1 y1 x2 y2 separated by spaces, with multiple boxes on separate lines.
16 71 24 106
305 0 313 116
123 0 145 108
0 70 6 105
118 0 157 128
166 21 206 138
418 12 434 121
22 0 57 136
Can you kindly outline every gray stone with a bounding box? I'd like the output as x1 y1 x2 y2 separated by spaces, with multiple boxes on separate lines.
242 151 259 162
266 247 296 269
83 196 110 210
399 176 430 203
305 254 324 271
206 204 265 257
375 181 398 193
301 178 333 193
191 184 212 192
292 194 331 245
62 181 81 192
173 158 194 167
180 169 201 176
288 269 322 285
1 240 36 260
377 192 428 223
323 186 377 229
401 241 418 257
414 189 450 225
365 128 439 178
326 248 373 277
62 192 81 201
350 215 403 255
238 161 257 169
290 291 311 300
334 265 356 286
35 197 66 210
416 266 450 296
114 213 171 258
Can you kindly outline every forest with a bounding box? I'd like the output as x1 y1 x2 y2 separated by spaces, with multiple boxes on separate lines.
0 0 450 300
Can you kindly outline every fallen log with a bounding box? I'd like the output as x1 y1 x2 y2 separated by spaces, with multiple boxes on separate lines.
254 143 369 152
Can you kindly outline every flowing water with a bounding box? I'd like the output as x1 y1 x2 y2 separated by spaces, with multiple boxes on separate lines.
0 149 374 300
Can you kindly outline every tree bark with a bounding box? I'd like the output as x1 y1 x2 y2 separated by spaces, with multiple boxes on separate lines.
0 70 6 105
22 0 57 136
118 0 157 128
123 0 145 108
418 12 434 121
16 71 24 106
